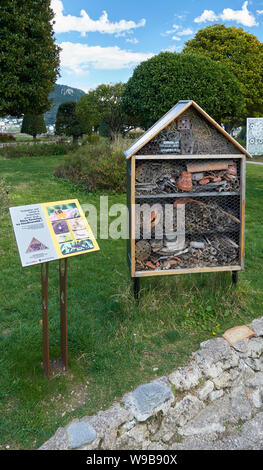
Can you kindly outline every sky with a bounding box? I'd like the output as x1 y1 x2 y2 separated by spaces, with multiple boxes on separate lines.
51 0 263 92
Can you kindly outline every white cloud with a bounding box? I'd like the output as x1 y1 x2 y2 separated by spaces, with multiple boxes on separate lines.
163 25 193 38
220 1 258 26
51 0 146 34
165 45 182 53
194 10 218 23
257 9 263 15
59 42 154 73
126 38 139 44
177 28 194 36
194 2 258 27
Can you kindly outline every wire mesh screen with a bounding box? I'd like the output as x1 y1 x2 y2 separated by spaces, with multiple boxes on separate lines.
134 157 242 273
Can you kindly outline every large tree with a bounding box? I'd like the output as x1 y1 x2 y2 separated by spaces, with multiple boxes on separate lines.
21 114 47 140
55 102 88 144
122 52 244 129
76 83 139 140
0 0 60 116
183 24 263 118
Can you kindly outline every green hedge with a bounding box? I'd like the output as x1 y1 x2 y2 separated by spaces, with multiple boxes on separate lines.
0 143 76 158
54 141 126 193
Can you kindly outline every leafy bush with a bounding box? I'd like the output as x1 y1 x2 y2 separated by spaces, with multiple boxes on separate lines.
0 133 16 143
81 133 101 145
0 143 76 158
54 141 126 193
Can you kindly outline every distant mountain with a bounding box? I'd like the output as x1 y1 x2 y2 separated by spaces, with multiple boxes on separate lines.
45 84 85 126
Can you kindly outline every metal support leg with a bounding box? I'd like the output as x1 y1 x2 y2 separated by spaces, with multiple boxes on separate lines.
41 263 50 377
59 258 68 371
133 277 140 300
232 271 238 285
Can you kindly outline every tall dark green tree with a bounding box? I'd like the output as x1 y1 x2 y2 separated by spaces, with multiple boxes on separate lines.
21 114 47 140
0 0 60 117
122 52 245 129
55 102 88 144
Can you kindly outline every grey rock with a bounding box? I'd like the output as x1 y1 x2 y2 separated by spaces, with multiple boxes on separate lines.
39 427 70 450
88 402 132 449
164 394 204 429
243 357 263 372
197 380 214 400
208 390 224 401
250 389 263 408
193 338 230 378
247 338 263 358
240 412 263 447
231 396 252 422
232 339 249 354
247 372 263 388
168 362 202 391
122 377 174 422
221 350 240 370
199 338 231 360
249 317 263 337
178 396 231 436
67 421 97 449
115 424 149 450
213 371 232 390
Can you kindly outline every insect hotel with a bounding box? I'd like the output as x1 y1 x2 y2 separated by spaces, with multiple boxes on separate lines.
124 100 251 297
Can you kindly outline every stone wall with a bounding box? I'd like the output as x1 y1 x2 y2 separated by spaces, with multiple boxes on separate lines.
39 317 263 451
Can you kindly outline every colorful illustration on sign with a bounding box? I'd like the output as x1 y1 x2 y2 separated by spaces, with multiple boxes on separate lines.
67 218 86 231
60 239 94 255
47 203 80 221
26 237 48 253
56 233 73 244
52 220 69 234
74 229 91 240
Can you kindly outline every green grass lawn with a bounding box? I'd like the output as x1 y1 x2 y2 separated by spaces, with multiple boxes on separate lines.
0 155 262 449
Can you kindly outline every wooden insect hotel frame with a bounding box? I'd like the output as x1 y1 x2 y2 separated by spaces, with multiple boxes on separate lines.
124 100 251 296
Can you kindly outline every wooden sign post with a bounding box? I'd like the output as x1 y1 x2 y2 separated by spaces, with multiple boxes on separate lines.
10 199 100 377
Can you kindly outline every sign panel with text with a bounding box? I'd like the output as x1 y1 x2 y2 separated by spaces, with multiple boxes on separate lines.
10 199 99 267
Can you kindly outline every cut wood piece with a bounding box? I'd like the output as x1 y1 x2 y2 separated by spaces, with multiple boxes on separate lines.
187 160 233 173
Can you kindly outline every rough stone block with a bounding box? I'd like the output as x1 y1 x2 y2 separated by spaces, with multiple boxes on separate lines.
122 377 174 422
197 381 214 400
66 421 97 449
249 317 263 337
168 363 202 391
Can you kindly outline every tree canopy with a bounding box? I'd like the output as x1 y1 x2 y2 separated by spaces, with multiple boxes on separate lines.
122 52 244 129
55 102 88 143
21 114 47 139
183 24 263 117
0 0 60 116
76 83 138 139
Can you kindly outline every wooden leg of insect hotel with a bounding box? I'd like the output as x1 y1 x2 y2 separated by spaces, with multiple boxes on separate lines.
41 262 50 378
59 258 68 372
133 277 140 300
232 271 239 285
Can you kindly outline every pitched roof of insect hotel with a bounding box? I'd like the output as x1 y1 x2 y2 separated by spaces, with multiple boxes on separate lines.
124 100 251 159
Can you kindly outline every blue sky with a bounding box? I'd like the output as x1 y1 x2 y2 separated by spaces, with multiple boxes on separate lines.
52 0 263 91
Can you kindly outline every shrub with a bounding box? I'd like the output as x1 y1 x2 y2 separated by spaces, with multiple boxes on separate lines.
0 133 16 143
54 141 126 193
81 134 101 145
0 143 76 158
